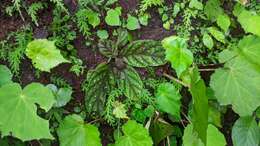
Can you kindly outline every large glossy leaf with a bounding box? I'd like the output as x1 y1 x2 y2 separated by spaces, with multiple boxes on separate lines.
114 120 153 146
0 65 12 86
232 117 260 146
117 66 144 100
155 83 181 119
162 36 193 77
84 63 114 115
204 0 224 21
26 39 69 72
57 114 102 146
122 40 166 67
0 83 55 141
237 9 260 37
210 50 260 116
207 124 226 146
190 79 208 144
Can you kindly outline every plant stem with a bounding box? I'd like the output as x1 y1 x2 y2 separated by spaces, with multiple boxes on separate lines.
198 68 216 72
163 73 190 88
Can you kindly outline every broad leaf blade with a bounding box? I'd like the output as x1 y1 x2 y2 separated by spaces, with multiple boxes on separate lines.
115 120 153 146
0 65 13 87
0 83 54 141
232 117 260 146
58 114 102 146
26 39 69 72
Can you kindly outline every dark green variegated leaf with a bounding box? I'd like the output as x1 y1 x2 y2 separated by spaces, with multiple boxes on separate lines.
232 117 260 146
116 29 129 49
84 63 114 115
117 66 143 100
121 40 165 67
58 114 102 146
98 40 116 58
190 77 208 144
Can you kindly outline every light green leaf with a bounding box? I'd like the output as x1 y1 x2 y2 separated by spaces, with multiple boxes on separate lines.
115 120 153 146
26 39 69 72
208 27 225 43
156 83 181 119
210 50 260 116
208 105 222 128
203 33 214 49
232 117 260 146
207 124 226 146
162 36 193 77
236 35 260 68
0 65 13 87
58 114 102 146
237 9 260 37
118 66 144 100
189 0 203 10
139 13 149 26
217 14 231 32
105 8 121 26
190 79 208 144
122 40 166 67
183 124 204 146
47 84 73 107
0 83 55 141
204 0 224 21
86 10 100 28
113 101 128 119
126 15 140 30
97 30 109 39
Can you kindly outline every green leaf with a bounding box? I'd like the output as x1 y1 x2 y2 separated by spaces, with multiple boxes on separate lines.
86 10 100 28
0 65 13 87
139 13 149 26
236 35 260 68
84 63 114 114
105 8 121 26
150 119 176 145
47 84 73 107
115 120 153 146
97 30 109 39
156 83 181 119
189 0 203 10
217 14 231 32
210 50 260 116
208 27 225 43
208 105 222 128
232 117 260 146
202 33 214 49
207 124 226 146
190 79 208 144
0 83 55 141
162 36 193 77
112 101 128 119
183 124 204 146
117 66 144 100
204 0 224 21
122 40 166 67
58 114 102 146
26 39 69 72
237 9 260 37
126 15 140 30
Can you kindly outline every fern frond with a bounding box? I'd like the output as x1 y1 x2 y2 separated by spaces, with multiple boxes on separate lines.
49 0 68 13
27 2 46 26
76 9 91 36
140 0 164 13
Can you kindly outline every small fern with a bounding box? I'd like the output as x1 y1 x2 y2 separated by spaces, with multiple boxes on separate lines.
27 2 46 26
76 9 91 36
50 75 71 88
140 0 164 13
49 0 68 13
